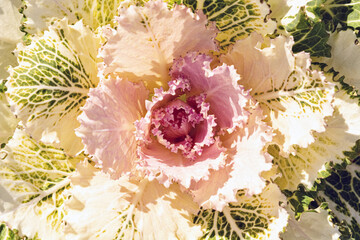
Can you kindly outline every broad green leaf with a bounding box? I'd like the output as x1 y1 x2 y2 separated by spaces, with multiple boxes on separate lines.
22 0 123 33
0 129 83 240
281 207 340 240
0 0 23 80
0 92 18 148
194 183 288 240
6 18 100 155
317 159 360 240
221 34 335 153
306 0 357 31
182 0 276 49
64 162 202 240
317 29 360 93
278 0 360 57
269 89 360 190
284 9 331 57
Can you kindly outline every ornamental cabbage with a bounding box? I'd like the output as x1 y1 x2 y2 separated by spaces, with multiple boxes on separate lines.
1 0 360 239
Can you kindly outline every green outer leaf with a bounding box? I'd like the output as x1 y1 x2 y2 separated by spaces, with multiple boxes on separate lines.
284 9 331 57
0 129 83 240
182 0 276 49
194 183 288 240
22 0 123 33
317 157 360 240
306 0 355 31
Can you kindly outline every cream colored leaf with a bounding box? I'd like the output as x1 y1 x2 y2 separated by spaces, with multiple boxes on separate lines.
0 0 23 80
318 29 360 92
281 207 340 240
100 0 217 90
64 162 202 240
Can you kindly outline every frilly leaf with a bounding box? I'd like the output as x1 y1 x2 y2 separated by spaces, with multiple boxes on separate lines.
6 18 100 155
221 33 335 153
100 0 217 90
76 78 148 178
189 106 273 211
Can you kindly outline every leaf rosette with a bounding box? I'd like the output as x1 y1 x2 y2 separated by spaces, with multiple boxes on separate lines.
0 0 347 239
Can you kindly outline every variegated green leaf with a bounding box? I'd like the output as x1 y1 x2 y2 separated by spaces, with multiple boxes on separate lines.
22 0 123 33
317 158 360 240
268 90 360 190
182 0 276 49
0 129 83 240
194 183 288 240
306 0 358 31
278 0 360 57
6 18 100 155
284 9 331 57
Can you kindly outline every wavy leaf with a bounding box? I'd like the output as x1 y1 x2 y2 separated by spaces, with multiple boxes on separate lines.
221 33 335 153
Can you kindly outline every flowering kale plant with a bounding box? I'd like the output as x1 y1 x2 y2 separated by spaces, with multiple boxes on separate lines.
1 0 360 239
